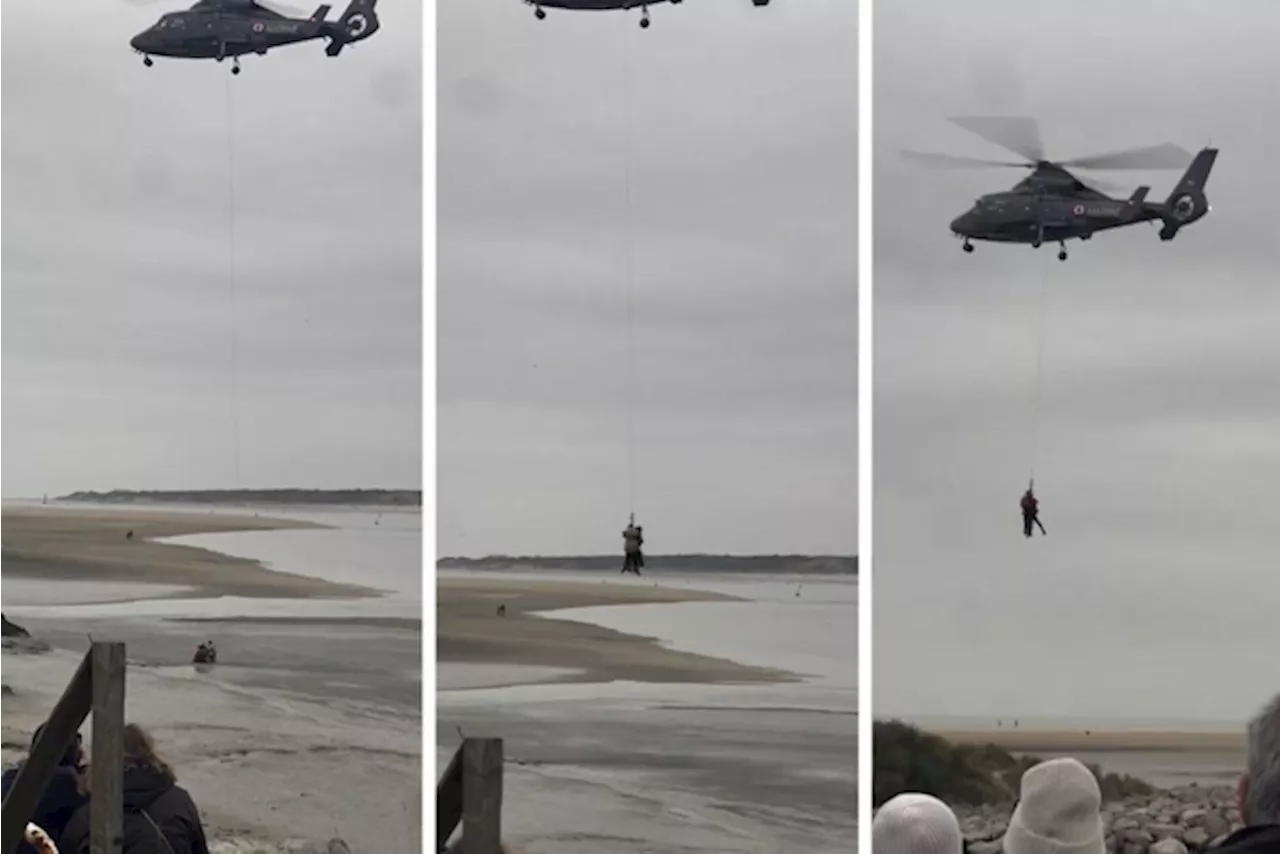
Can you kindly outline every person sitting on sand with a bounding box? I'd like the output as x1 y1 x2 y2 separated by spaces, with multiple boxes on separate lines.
1214 691 1280 854
1001 757 1104 854
1020 487 1045 539
192 643 210 664
873 792 964 854
622 519 643 576
60 723 210 854
1 727 87 854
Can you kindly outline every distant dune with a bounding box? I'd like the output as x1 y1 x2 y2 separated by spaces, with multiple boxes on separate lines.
57 488 422 508
437 554 857 575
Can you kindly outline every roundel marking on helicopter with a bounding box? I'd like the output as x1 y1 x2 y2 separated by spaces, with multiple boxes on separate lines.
1072 204 1085 216
1173 194 1196 220
252 21 265 32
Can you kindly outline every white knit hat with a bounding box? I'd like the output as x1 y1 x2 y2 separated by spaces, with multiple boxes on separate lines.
1003 758 1106 854
873 792 964 854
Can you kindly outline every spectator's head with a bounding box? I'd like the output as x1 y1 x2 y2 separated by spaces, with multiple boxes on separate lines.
122 724 174 782
872 792 964 854
1241 691 1280 826
29 725 83 768
1002 758 1104 854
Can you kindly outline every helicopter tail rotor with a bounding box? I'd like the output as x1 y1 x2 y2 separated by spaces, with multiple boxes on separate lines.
1157 147 1218 240
324 0 379 56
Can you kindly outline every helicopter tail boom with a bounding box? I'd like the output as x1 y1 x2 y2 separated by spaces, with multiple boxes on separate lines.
310 4 332 21
324 0 379 56
1157 147 1218 240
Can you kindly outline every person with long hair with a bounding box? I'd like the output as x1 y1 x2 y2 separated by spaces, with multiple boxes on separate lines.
59 724 210 854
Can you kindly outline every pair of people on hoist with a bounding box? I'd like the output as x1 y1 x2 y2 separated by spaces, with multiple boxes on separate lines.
622 516 644 575
1021 485 1046 539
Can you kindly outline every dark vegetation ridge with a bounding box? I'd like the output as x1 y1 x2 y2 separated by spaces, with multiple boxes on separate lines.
873 720 1154 808
58 489 422 507
438 554 857 575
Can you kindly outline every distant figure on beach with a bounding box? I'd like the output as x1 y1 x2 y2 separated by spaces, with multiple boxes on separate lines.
622 518 644 576
1215 691 1280 854
872 792 964 854
60 724 210 854
192 641 217 665
1020 487 1045 538
1001 757 1103 854
1 727 86 854
126 529 134 540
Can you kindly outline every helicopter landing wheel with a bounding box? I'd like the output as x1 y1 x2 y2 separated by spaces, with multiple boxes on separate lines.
231 64 241 75
142 56 154 67
962 241 974 254
1057 248 1068 261
534 7 546 19
639 14 650 28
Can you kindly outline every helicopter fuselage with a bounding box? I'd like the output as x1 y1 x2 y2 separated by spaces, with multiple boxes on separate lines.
131 11 324 59
949 189 1161 246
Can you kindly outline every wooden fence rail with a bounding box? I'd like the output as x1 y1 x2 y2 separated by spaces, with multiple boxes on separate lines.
0 642 127 854
436 737 503 854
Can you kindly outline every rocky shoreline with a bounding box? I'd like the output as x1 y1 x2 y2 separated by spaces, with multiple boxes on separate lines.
958 785 1242 854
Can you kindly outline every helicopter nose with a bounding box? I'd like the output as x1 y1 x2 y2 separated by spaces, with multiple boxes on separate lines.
950 214 971 235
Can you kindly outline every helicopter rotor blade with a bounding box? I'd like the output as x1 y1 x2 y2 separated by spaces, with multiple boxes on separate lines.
1060 142 1194 171
899 149 1029 170
946 116 1046 164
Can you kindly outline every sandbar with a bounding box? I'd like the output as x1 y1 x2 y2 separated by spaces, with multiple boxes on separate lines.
935 728 1245 753
2 505 375 599
437 575 800 685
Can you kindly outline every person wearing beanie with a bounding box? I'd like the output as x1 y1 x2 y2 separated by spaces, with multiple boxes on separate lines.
873 792 965 854
1002 757 1105 854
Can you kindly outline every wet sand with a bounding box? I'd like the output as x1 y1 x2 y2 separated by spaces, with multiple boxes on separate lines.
436 576 802 685
2 505 376 599
937 728 1247 788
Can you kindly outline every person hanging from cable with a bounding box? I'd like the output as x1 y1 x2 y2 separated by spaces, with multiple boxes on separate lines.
622 514 644 576
1021 484 1046 538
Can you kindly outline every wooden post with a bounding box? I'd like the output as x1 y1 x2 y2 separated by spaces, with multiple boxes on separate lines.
0 651 93 854
89 643 126 854
436 746 464 852
460 738 503 854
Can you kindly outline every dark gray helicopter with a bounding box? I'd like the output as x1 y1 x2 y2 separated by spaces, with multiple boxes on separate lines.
903 117 1218 261
130 0 380 74
524 0 770 30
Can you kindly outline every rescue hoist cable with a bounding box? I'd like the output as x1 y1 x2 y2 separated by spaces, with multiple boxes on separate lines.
1027 248 1052 488
225 75 243 488
621 25 638 518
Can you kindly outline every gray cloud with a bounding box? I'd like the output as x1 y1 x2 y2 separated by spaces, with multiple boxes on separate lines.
873 0 1280 720
2 0 422 496
438 1 858 557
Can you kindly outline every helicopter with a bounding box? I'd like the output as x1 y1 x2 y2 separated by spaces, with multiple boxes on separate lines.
524 0 770 30
129 0 380 74
902 117 1218 261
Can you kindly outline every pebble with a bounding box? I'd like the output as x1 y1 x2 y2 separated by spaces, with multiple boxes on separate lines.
953 785 1241 854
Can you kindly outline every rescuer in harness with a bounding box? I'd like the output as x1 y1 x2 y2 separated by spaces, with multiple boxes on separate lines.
1021 486 1046 538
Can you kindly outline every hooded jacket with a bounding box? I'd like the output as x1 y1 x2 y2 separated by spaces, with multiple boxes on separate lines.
0 762 86 854
1211 824 1280 854
59 764 209 854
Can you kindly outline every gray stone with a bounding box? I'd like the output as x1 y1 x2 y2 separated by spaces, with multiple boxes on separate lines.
1146 824 1183 840
1183 827 1210 848
1181 808 1207 825
1202 811 1231 838
969 842 1002 854
1150 839 1188 854
1123 829 1155 846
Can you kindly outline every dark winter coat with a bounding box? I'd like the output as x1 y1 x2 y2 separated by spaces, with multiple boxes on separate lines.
0 762 87 854
1211 824 1280 854
59 764 209 854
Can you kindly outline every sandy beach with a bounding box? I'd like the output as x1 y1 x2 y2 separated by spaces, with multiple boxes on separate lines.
3 504 422 852
933 727 1247 790
436 573 856 853
2 504 376 599
437 575 801 685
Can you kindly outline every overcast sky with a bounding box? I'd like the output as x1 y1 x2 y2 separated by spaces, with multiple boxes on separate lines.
438 1 857 557
873 0 1280 722
2 0 421 498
